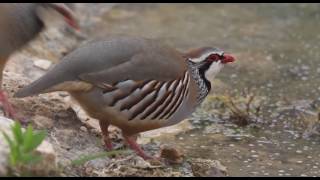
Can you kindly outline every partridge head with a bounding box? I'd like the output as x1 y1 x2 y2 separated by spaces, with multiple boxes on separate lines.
15 37 235 159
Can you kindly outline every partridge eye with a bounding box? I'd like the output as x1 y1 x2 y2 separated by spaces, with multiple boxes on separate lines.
208 54 220 61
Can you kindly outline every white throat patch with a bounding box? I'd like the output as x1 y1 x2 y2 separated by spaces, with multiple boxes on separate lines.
205 61 224 79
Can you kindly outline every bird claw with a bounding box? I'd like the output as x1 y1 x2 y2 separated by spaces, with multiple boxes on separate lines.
123 134 157 161
103 137 113 151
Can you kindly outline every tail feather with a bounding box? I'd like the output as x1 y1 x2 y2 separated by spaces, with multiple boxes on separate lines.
14 71 68 98
14 78 51 98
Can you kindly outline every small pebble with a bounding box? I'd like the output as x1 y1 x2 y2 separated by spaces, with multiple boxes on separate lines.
297 160 303 164
33 58 53 70
80 126 87 132
296 150 303 154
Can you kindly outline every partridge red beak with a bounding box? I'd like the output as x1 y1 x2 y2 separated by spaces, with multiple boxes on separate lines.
222 54 235 64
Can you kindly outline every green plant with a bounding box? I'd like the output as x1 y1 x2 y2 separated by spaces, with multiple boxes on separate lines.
2 121 47 167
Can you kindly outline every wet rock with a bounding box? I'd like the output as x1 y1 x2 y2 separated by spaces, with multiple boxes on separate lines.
189 158 227 177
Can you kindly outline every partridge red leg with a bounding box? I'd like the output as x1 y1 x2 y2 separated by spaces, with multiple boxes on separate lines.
0 59 18 120
0 90 16 119
99 121 113 151
123 134 153 160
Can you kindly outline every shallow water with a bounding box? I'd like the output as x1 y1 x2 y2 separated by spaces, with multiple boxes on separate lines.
84 3 320 176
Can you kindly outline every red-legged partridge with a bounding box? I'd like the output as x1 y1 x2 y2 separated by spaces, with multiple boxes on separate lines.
15 36 235 159
0 3 78 119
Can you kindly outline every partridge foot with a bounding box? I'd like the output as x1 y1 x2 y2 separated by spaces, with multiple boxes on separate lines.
123 134 155 160
99 121 113 151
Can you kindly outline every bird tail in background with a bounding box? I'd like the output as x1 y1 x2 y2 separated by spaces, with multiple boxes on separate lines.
14 79 49 98
14 71 64 98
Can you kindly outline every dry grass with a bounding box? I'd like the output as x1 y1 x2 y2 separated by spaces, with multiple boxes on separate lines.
301 109 320 139
203 89 264 127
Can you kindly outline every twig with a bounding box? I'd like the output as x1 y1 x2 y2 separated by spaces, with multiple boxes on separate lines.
246 95 255 116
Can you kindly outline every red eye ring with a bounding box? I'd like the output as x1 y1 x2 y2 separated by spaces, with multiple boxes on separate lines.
208 54 220 61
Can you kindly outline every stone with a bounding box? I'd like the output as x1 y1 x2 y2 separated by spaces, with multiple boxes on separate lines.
189 158 227 177
33 115 54 129
160 144 184 164
33 58 53 70
80 126 88 132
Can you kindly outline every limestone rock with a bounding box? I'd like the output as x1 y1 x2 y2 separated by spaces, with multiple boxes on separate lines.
33 115 54 129
33 58 53 70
